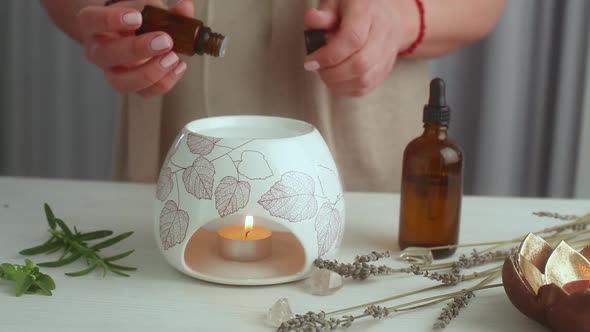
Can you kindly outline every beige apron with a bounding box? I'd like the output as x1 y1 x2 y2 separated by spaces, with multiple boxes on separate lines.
114 0 430 192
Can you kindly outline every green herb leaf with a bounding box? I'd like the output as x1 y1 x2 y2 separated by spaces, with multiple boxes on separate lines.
14 272 34 297
91 232 133 251
110 270 130 277
34 286 53 296
19 240 62 256
45 245 63 255
65 264 98 277
32 276 55 296
25 259 35 270
69 242 96 256
1 263 16 276
44 203 56 230
1 260 56 297
38 253 82 267
77 230 114 241
35 274 56 291
105 262 137 271
54 218 74 237
103 250 135 262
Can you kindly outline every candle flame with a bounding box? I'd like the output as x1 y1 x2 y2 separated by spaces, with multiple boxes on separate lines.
244 216 253 238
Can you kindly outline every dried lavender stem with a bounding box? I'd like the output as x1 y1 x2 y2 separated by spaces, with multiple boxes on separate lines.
533 211 578 220
326 284 445 316
427 252 509 271
390 283 502 311
279 214 590 332
467 230 586 273
478 214 590 254
280 266 504 331
404 265 462 285
394 272 501 312
423 263 457 271
461 266 502 282
344 305 396 320
473 270 502 288
545 228 590 245
406 239 521 253
394 297 450 312
405 213 589 255
281 284 504 331
538 213 590 234
314 258 402 280
569 239 590 249
355 251 391 263
432 291 476 330
327 267 502 318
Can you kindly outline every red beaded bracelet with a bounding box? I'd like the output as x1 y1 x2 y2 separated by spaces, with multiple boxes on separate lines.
399 0 425 57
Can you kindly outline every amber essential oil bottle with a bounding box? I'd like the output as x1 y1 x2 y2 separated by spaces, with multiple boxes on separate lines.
136 5 227 57
304 29 327 54
398 78 464 259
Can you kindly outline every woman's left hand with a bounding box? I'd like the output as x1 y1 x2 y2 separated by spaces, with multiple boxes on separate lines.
304 0 419 97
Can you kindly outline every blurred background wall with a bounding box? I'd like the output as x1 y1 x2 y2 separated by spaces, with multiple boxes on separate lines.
1 0 589 198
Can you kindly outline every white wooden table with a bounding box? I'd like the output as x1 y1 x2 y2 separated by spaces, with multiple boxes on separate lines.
0 177 588 331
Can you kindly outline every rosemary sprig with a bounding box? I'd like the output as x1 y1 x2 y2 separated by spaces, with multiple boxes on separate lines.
0 259 56 296
19 203 136 277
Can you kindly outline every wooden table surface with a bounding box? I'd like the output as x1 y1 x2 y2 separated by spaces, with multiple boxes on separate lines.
1 176 588 331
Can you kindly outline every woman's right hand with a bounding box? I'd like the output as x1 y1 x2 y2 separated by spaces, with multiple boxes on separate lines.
77 0 194 97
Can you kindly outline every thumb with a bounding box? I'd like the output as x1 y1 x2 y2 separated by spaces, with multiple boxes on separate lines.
304 2 338 30
169 0 194 18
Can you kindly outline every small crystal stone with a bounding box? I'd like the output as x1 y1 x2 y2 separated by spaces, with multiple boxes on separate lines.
399 247 434 266
267 298 293 327
307 269 344 296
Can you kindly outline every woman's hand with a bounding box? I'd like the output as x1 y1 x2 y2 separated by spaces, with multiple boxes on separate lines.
77 0 194 97
303 0 420 97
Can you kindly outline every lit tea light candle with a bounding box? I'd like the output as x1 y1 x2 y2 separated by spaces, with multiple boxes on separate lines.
217 216 272 262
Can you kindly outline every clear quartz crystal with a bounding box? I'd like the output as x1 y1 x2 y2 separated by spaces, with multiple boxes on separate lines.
399 247 434 266
267 298 293 327
307 269 344 296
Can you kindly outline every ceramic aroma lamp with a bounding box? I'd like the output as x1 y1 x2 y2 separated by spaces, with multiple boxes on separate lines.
153 116 345 285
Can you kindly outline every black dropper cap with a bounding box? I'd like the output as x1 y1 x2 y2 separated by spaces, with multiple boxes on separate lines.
304 29 327 54
423 78 451 125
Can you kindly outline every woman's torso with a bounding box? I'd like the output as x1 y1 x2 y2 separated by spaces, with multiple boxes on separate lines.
115 0 430 192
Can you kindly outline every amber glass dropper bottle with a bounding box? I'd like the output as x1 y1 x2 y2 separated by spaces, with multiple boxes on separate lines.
398 78 464 259
304 29 327 54
136 5 227 57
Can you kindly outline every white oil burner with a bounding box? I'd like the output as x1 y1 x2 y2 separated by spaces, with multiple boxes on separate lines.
153 116 345 285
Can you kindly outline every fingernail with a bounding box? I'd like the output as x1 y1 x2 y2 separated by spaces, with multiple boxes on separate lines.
122 12 142 26
174 61 187 75
314 8 328 16
151 35 173 51
304 61 320 71
167 0 183 8
160 52 179 68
